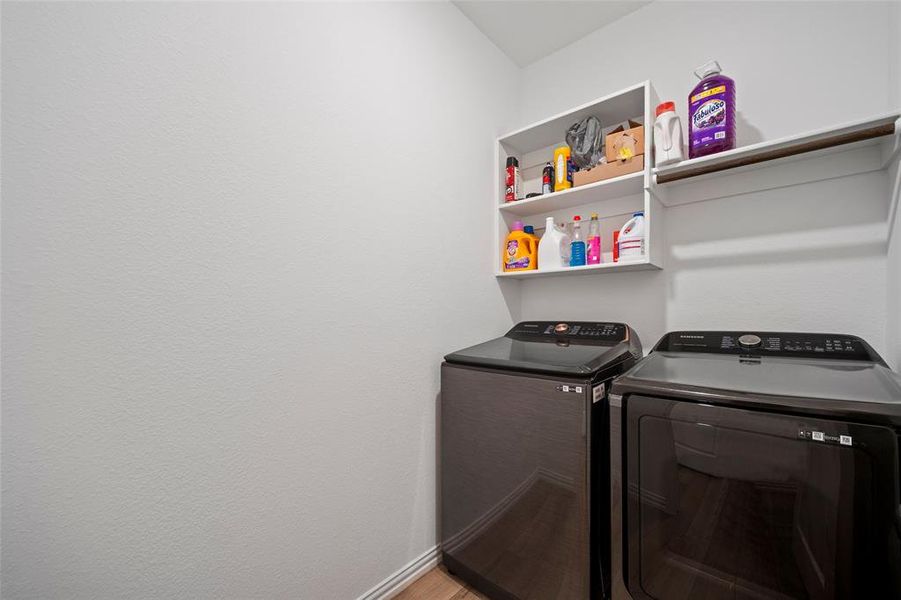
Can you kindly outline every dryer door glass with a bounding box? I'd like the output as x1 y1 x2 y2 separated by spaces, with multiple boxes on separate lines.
624 395 901 600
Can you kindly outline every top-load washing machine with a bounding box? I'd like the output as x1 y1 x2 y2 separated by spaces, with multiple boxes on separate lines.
441 321 642 600
609 330 901 600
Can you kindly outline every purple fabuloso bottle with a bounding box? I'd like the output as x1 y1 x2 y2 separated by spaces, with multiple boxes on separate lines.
688 60 736 159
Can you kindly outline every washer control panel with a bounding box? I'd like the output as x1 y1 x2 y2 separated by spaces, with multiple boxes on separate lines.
656 331 879 362
508 321 627 342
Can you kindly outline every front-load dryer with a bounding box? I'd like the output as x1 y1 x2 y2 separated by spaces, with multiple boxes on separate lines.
610 330 901 600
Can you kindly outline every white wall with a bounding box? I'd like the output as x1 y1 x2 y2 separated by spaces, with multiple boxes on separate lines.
889 160 901 369
886 1 901 369
517 1 896 356
1 3 518 598
891 1 901 111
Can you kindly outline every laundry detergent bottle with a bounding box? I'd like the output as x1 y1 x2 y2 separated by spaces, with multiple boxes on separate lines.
537 217 570 270
502 220 537 272
523 225 539 246
688 60 736 159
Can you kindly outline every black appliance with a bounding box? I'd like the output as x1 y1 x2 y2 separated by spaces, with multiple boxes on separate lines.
609 331 901 600
441 321 642 600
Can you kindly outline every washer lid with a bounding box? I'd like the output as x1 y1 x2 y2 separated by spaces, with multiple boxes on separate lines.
444 321 641 376
614 331 901 422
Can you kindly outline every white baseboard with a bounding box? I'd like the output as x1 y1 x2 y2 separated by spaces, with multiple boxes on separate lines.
356 545 439 600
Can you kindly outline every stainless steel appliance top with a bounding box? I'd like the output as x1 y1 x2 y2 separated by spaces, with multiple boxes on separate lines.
613 330 901 423
444 321 642 377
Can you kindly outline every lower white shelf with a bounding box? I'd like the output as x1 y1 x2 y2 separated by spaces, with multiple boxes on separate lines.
496 257 660 279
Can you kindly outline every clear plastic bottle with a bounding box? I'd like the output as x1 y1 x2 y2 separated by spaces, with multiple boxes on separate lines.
587 213 602 265
570 216 586 267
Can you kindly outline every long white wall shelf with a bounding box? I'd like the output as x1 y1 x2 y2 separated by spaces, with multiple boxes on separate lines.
652 112 900 207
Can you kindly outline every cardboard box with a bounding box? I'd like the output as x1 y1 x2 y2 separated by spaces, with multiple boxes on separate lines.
601 118 641 140
573 155 644 187
605 120 645 163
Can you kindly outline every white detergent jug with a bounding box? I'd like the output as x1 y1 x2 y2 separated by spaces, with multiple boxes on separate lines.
653 102 684 167
618 212 645 260
538 217 571 270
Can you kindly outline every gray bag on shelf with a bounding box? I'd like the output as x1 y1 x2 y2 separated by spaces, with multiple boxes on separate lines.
565 116 603 169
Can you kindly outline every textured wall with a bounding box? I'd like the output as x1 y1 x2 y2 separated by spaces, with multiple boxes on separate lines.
887 1 901 369
888 160 901 369
1 3 518 598
517 1 895 355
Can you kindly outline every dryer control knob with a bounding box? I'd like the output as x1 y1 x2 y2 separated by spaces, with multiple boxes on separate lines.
554 323 570 334
739 334 762 350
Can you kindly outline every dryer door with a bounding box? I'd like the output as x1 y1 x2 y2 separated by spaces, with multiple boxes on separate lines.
623 395 901 600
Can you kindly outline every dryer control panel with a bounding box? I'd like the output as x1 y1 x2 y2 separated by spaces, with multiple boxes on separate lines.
655 331 883 364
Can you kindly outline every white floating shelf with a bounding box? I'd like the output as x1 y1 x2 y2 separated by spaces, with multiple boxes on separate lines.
494 81 662 279
498 172 644 217
496 258 660 279
652 111 900 206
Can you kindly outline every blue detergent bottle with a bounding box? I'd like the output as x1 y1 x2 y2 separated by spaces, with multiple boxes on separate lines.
570 216 586 267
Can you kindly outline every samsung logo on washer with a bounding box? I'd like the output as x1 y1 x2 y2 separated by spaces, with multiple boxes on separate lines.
680 335 704 339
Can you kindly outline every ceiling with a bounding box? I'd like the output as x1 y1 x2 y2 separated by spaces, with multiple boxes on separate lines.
453 1 651 67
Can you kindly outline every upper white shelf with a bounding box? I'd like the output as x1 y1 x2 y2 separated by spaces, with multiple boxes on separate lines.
654 111 900 187
498 82 646 154
498 171 643 217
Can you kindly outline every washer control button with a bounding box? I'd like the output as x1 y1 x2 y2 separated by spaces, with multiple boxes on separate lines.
554 323 570 334
738 334 762 349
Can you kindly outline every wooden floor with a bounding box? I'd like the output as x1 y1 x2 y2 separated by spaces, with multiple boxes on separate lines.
394 566 489 600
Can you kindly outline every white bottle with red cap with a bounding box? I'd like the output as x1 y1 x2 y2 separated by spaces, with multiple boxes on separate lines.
653 101 685 167
618 211 645 260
